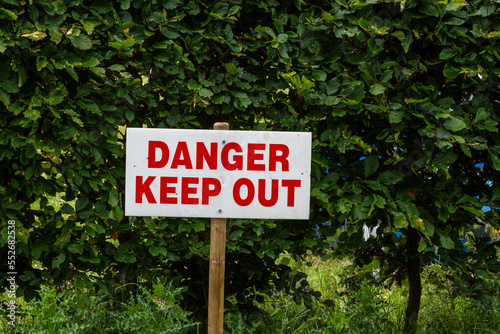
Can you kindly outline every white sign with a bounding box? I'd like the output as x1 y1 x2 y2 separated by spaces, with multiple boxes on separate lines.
125 128 311 219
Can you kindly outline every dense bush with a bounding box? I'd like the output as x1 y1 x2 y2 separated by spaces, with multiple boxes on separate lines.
1 0 499 330
0 280 199 334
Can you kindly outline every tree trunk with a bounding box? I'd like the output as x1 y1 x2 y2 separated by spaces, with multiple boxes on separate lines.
404 227 422 333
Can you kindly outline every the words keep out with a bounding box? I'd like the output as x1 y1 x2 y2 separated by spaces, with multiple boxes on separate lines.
134 140 302 207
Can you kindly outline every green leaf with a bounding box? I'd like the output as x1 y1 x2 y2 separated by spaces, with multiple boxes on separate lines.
312 70 327 81
81 20 97 35
488 151 500 171
256 26 276 39
2 8 18 20
418 238 427 252
52 253 66 268
48 26 63 43
423 220 435 237
1 79 20 94
436 127 451 139
114 253 136 263
127 110 137 122
303 238 318 247
353 196 373 221
377 170 404 185
67 243 84 254
118 89 129 98
167 251 180 261
230 230 244 240
78 100 101 115
443 64 460 79
322 12 335 23
444 117 466 132
439 235 454 250
238 97 252 108
420 3 439 17
37 58 50 71
473 4 496 17
70 34 93 50
123 38 135 48
82 57 100 67
75 195 89 211
364 156 379 177
224 63 238 74
277 33 288 43
31 242 48 260
492 188 500 202
389 110 403 123
109 64 125 71
199 88 214 97
54 0 67 14
212 94 225 104
369 83 385 95
432 151 458 169
394 214 407 229
164 0 182 10
89 129 101 142
89 223 106 234
392 30 405 42
463 206 484 217
346 91 365 105
0 89 10 107
439 48 456 60
445 18 465 25
109 190 119 207
25 166 34 180
149 245 166 256
66 67 78 81
373 194 386 208
61 203 74 214
60 126 75 140
474 108 488 123
437 97 455 108
401 33 412 53
109 42 123 51
188 78 202 90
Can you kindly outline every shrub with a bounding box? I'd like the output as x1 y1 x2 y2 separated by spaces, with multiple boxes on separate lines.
1 280 199 334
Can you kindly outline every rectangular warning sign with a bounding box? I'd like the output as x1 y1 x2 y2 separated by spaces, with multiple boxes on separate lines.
125 128 311 219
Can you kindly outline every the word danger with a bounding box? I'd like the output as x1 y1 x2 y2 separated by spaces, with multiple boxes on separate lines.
148 141 290 171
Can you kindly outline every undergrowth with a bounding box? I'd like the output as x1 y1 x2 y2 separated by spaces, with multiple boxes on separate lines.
2 255 499 333
0 280 200 334
225 254 500 333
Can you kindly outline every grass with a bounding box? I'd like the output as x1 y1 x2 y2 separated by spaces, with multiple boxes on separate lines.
2 255 500 333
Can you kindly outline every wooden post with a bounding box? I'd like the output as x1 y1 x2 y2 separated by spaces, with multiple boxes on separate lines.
208 122 229 334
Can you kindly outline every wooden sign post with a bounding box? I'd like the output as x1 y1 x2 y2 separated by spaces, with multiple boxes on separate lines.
124 124 311 334
208 122 229 334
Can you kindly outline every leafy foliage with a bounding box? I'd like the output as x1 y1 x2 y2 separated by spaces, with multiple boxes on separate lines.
1 281 199 333
1 0 499 329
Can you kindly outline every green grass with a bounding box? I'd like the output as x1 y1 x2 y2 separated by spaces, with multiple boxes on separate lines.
2 255 500 333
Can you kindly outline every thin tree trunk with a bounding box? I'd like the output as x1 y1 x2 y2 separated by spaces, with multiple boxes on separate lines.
404 227 422 333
